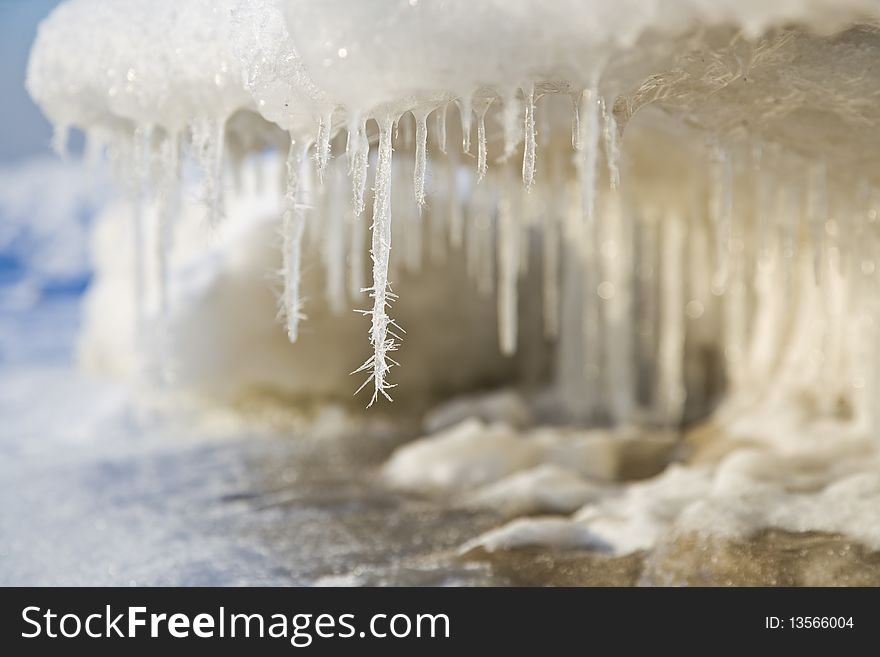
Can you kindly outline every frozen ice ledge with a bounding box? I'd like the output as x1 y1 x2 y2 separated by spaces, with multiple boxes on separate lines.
26 0 880 420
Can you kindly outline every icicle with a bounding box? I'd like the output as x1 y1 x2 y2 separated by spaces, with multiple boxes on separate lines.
354 117 400 405
435 103 448 154
601 98 620 190
521 84 537 191
570 93 581 151
502 89 522 161
281 138 308 342
315 111 333 183
575 81 600 225
348 116 369 216
475 98 492 182
413 108 429 210
497 168 519 355
456 94 473 154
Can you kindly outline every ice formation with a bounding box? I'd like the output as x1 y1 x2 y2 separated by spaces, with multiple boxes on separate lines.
26 0 880 556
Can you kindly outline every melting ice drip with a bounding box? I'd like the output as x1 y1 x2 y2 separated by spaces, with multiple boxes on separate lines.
25 0 880 427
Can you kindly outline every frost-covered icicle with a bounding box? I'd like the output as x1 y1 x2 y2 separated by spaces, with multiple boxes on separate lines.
656 213 686 426
412 108 429 210
322 162 347 314
575 81 600 225
601 98 620 190
315 111 333 183
475 99 492 182
354 117 400 405
521 84 537 191
497 168 519 355
281 138 308 342
348 116 369 216
457 94 473 154
435 103 448 154
502 89 522 161
570 93 581 151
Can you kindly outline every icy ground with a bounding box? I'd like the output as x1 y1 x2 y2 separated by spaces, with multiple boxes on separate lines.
0 299 525 586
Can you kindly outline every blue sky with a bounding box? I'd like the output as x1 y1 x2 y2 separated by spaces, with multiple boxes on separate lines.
0 0 63 163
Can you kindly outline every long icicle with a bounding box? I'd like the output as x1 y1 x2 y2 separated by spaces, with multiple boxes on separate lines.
354 116 401 404
476 99 492 182
413 108 429 210
435 103 448 154
347 114 369 215
315 111 332 183
522 83 537 191
575 80 600 226
457 94 473 154
601 97 620 190
282 137 308 342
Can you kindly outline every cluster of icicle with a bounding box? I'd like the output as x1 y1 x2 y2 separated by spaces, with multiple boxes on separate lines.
60 83 880 429
284 84 621 405
27 0 880 418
